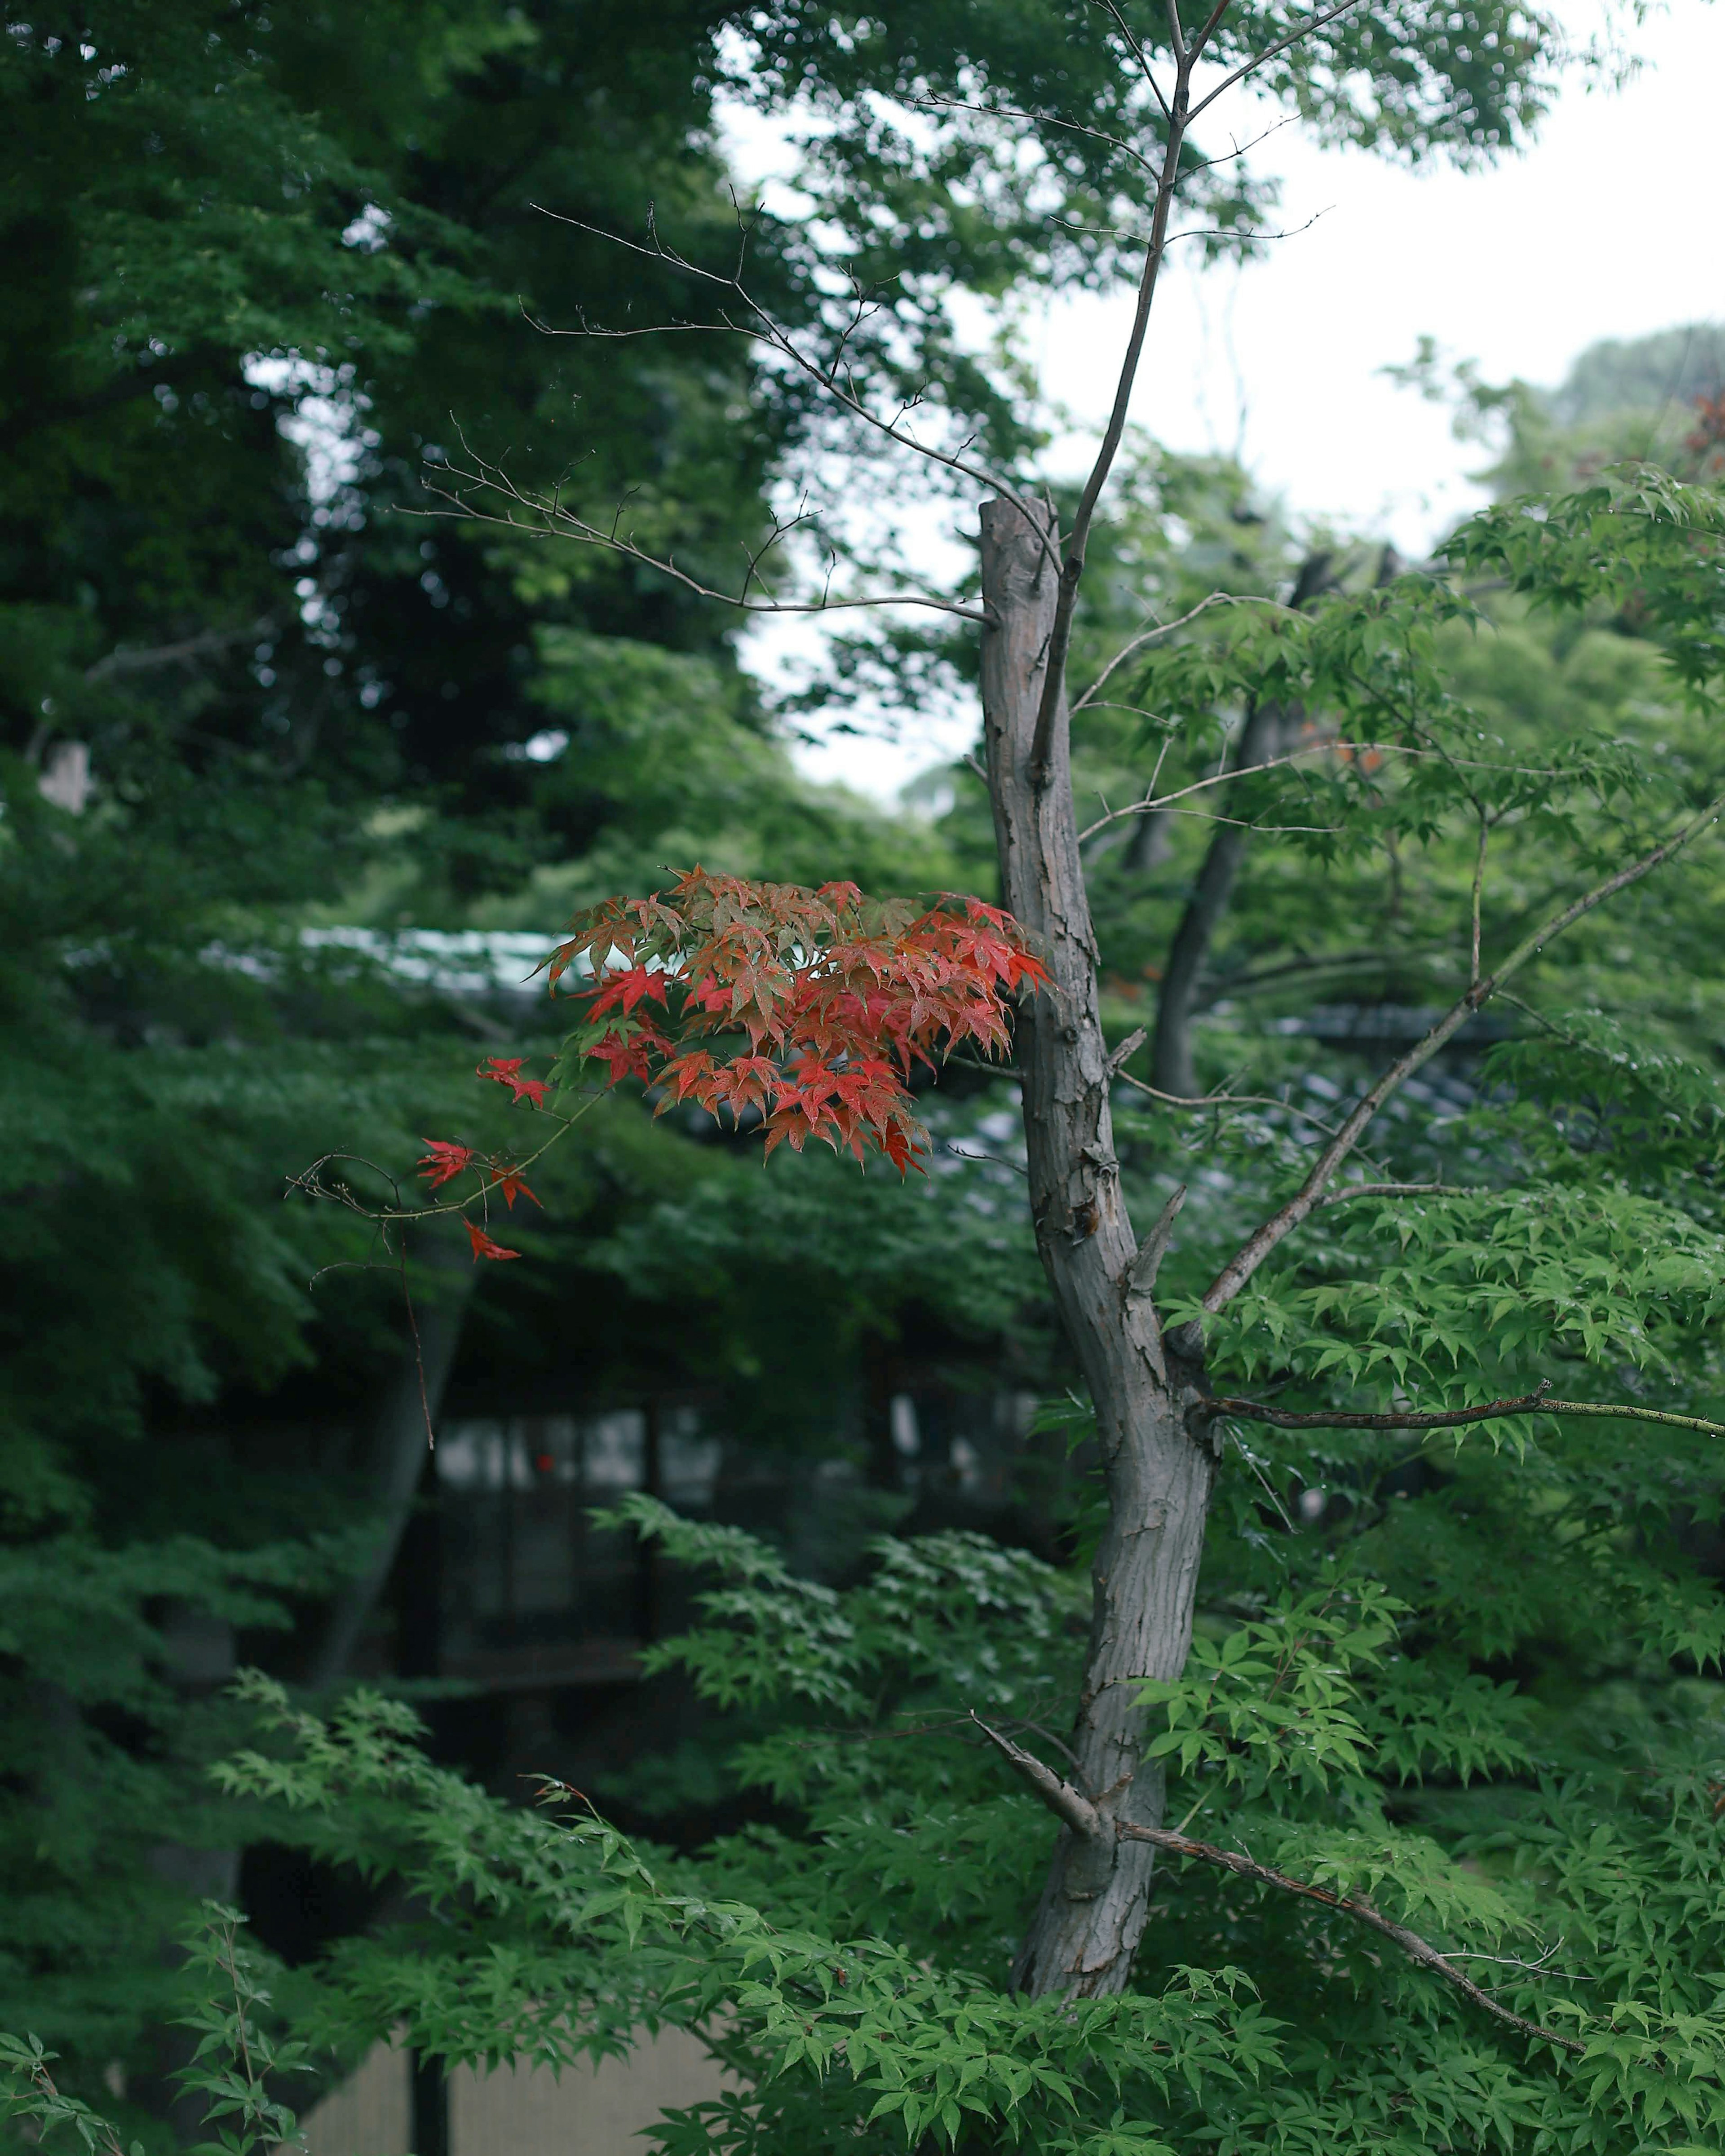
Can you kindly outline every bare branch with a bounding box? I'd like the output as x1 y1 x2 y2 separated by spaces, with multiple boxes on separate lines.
1116 1072 1317 1114
1092 0 1175 121
1186 0 1238 65
945 1142 1030 1178
1071 589 1279 712
526 204 1044 531
1126 1184 1186 1300
85 619 275 683
1106 1025 1148 1075
1076 739 1401 841
1115 1820 1584 2052
1028 77 1194 787
1165 207 1329 247
970 1712 1101 1837
1470 808 1489 988
418 453 990 623
1187 0 1370 121
907 89 1161 177
1201 787 1725 1314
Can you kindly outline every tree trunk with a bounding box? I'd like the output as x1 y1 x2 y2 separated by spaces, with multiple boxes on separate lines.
1150 551 1336 1098
1150 694 1283 1099
979 499 1216 1998
309 1236 473 1691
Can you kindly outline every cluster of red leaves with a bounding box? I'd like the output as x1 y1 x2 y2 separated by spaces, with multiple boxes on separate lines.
417 1117 542 1263
478 1056 548 1107
544 869 1046 1173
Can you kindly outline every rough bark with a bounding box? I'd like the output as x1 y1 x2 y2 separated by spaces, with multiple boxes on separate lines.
980 498 1216 1998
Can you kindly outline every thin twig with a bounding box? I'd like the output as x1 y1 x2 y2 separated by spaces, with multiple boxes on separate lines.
523 205 1046 540
419 455 989 623
1313 1181 1456 1206
1470 808 1489 989
1028 63 1195 787
945 1142 1030 1177
1186 0 1371 122
1075 739 1411 841
1071 591 1287 712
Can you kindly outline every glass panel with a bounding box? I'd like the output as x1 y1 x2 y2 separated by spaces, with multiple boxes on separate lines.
660 1405 721 1511
436 1411 655 1658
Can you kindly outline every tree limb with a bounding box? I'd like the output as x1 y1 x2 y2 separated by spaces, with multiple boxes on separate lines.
85 619 275 683
1199 1381 1725 1441
1313 1181 1455 1206
1115 1821 1584 2052
525 205 1045 540
1028 84 1193 788
1126 1184 1186 1300
1201 786 1725 1314
1148 553 1337 1096
969 1713 1101 1838
1074 737 1402 841
982 1688 1587 2050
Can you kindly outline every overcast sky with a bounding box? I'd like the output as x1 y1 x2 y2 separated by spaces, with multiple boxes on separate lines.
722 2 1725 800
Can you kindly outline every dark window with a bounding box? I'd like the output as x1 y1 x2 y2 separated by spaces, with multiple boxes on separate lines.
435 1407 720 1683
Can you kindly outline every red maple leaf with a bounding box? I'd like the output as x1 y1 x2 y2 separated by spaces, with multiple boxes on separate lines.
479 1056 548 1107
466 1219 522 1262
489 1166 540 1211
586 963 669 1021
418 1140 477 1189
517 870 1044 1175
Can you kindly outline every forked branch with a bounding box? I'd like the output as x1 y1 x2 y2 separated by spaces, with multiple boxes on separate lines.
1201 786 1725 1313
1115 1822 1585 2052
974 1713 1582 2050
525 203 1048 545
419 443 989 624
1026 0 1369 787
970 1713 1101 1836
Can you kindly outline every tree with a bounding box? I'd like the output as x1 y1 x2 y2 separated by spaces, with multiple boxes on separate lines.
16 6 1725 2155
72 5 1725 2155
394 0 1725 2006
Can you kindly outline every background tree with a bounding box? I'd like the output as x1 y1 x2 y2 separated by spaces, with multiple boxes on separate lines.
0 0 1045 2112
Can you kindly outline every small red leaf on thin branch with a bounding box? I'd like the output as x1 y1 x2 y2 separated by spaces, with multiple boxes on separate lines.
479 1056 548 1106
466 1220 522 1262
418 1140 478 1190
489 1166 540 1211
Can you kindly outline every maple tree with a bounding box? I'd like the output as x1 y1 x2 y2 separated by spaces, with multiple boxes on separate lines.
14 0 1725 2150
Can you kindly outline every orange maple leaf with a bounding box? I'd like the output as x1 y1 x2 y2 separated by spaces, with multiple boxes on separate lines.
489 1166 540 1211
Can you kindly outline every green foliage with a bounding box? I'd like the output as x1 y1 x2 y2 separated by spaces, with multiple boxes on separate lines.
2 1906 309 2156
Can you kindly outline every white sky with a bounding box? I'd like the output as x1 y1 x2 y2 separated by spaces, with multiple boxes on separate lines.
723 3 1725 800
